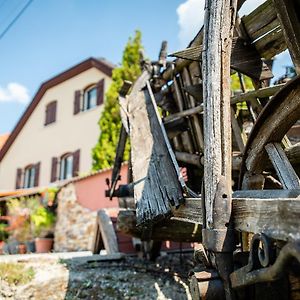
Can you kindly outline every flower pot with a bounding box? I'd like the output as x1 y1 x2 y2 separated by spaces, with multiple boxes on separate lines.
35 238 53 253
18 243 26 254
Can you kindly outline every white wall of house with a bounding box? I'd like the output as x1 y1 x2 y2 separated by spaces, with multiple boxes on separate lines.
0 67 112 190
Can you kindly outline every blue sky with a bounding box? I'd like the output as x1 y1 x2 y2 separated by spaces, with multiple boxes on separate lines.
0 0 292 135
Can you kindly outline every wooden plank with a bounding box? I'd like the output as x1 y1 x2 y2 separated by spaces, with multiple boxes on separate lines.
182 68 204 151
254 26 287 59
230 84 285 104
202 2 237 296
231 108 246 152
241 0 277 40
173 76 195 153
265 142 300 189
171 196 300 242
170 38 274 80
117 210 202 242
92 218 104 254
232 197 300 241
163 105 203 124
97 209 119 254
202 0 235 229
128 70 184 224
273 0 300 74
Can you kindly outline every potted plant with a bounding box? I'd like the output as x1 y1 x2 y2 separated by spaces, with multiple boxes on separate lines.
0 223 9 254
31 206 56 253
4 198 32 254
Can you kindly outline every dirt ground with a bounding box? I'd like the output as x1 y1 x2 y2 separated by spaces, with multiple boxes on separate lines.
0 252 193 300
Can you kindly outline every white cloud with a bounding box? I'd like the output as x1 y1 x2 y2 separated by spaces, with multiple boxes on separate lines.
177 0 205 48
177 0 265 48
0 83 30 104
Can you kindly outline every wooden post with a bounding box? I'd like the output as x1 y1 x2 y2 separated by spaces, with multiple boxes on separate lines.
202 0 237 299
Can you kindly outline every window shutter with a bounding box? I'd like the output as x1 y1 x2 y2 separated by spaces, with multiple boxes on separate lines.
34 162 40 187
74 90 81 115
45 101 57 125
45 105 49 125
96 79 105 106
15 168 22 189
51 101 57 123
72 149 80 177
51 157 58 182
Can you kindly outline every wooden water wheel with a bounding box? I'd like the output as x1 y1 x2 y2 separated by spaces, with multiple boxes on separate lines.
107 0 300 298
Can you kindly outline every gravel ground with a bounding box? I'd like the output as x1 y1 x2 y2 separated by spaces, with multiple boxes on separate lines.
0 252 194 300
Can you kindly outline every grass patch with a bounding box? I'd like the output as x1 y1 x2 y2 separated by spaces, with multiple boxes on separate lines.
0 262 35 285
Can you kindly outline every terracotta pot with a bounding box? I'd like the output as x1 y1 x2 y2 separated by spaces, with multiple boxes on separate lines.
35 238 53 253
18 244 27 254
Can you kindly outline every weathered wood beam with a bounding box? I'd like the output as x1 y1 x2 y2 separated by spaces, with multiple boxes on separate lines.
163 105 203 124
265 142 300 189
202 1 237 297
273 0 300 74
117 209 202 242
230 84 285 104
170 195 300 242
169 38 273 80
232 197 300 241
128 70 184 224
97 210 119 254
231 108 246 152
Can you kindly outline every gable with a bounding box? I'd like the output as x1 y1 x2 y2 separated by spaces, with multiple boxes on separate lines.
0 57 113 161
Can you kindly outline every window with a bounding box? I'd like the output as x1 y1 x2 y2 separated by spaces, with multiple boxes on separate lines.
45 101 57 125
83 86 97 111
73 79 104 115
59 154 73 180
50 149 80 182
24 165 36 188
16 162 40 189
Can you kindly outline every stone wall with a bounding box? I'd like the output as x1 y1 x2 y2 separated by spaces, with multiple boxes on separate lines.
54 183 97 252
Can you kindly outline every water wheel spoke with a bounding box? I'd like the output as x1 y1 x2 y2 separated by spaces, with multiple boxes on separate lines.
265 142 300 189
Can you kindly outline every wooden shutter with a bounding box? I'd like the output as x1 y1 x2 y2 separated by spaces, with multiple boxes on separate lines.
74 90 81 114
50 101 57 123
34 162 40 187
51 157 58 182
15 168 22 189
96 79 105 106
72 149 80 177
45 101 57 125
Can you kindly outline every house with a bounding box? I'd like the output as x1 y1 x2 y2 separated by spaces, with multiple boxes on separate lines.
0 57 113 191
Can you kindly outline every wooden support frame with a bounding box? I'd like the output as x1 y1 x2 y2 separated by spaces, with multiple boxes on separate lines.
92 209 119 255
169 194 300 242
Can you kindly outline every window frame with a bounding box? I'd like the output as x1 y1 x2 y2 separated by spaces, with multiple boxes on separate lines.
59 153 73 180
23 165 36 188
83 85 97 111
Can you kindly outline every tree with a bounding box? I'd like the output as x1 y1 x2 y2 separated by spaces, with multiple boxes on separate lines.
92 31 143 170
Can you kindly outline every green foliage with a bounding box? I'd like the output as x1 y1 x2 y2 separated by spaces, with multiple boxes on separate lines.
30 206 55 238
231 73 254 92
92 30 143 170
0 262 34 285
0 223 9 241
